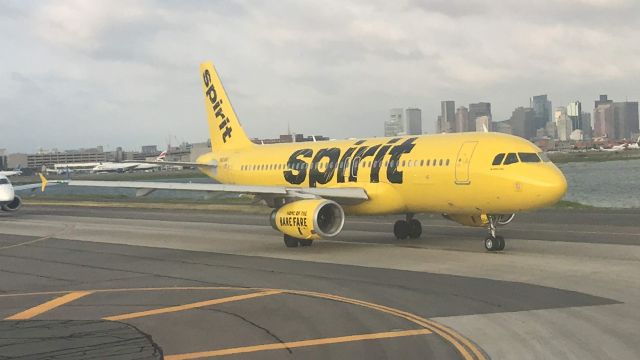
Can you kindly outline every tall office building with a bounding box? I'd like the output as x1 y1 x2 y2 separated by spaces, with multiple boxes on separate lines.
454 106 469 133
405 108 422 135
468 102 492 132
509 107 536 139
595 94 613 109
593 103 614 138
555 107 572 141
613 102 639 140
581 112 592 139
438 101 455 133
530 95 552 131
385 108 404 136
567 101 582 133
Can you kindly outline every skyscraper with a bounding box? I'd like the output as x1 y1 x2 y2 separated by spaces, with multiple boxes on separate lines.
613 102 639 140
509 107 536 139
567 101 582 133
468 102 492 132
454 106 469 133
439 101 455 133
555 107 572 141
530 95 552 131
595 94 613 109
593 103 614 138
385 108 404 136
405 108 422 135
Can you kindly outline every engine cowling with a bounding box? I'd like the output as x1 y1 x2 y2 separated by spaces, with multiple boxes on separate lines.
1 196 22 212
271 199 345 240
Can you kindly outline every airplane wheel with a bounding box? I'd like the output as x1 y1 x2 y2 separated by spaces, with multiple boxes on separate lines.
484 236 504 251
299 239 313 247
408 219 422 239
393 220 410 239
284 235 299 248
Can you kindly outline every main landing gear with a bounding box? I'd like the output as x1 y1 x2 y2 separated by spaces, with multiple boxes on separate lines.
393 214 422 240
484 215 505 252
283 234 313 248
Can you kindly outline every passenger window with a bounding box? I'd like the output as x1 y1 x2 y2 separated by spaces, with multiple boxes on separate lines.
518 153 541 163
446 159 450 166
420 160 424 167
492 153 506 166
0 178 8 184
426 159 430 166
503 153 519 165
439 159 443 166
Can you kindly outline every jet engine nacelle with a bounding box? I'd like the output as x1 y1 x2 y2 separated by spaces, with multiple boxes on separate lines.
1 196 22 212
271 199 345 240
442 213 515 227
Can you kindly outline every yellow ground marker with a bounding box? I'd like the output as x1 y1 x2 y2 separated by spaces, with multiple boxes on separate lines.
104 290 281 321
5 291 93 320
165 329 432 359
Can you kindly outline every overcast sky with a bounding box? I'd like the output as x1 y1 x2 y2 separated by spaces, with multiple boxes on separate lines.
1 0 639 153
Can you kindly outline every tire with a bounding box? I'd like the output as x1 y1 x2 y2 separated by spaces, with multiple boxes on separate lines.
408 219 422 239
299 239 313 247
484 236 497 251
283 235 299 248
393 220 410 240
495 236 505 251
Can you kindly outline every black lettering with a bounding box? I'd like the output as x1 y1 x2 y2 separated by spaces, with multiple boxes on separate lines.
309 147 340 187
284 149 313 184
203 70 211 87
370 139 399 183
206 85 217 104
222 126 232 142
336 146 357 183
386 137 417 184
348 146 369 182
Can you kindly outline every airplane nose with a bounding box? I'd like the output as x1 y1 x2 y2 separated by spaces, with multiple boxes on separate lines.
539 165 568 206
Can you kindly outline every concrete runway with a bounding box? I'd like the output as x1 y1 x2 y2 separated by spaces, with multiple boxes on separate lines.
0 205 639 359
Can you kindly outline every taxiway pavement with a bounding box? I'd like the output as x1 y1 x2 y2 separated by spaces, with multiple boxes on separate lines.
0 205 639 359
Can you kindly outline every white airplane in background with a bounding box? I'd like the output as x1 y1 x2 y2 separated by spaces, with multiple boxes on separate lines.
0 165 23 177
0 174 50 212
91 151 167 173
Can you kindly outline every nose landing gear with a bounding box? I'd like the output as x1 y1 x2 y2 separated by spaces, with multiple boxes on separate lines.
484 215 505 251
393 214 422 239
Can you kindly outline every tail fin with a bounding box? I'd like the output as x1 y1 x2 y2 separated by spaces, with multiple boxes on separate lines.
200 62 254 151
156 151 167 161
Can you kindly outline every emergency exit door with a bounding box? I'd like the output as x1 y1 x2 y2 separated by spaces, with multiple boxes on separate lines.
455 141 478 185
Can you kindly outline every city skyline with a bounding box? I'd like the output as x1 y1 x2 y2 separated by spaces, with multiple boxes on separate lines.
2 1 640 153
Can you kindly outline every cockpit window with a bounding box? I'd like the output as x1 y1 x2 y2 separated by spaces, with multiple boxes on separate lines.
503 153 519 165
538 152 551 162
492 153 505 166
518 153 541 163
0 178 9 184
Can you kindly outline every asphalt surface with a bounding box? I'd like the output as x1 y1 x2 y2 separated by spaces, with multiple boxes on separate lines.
0 205 639 359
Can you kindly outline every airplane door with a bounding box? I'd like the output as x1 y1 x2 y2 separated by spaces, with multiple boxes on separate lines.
455 141 478 185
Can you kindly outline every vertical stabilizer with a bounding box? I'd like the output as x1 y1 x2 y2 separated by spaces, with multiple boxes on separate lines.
200 62 254 151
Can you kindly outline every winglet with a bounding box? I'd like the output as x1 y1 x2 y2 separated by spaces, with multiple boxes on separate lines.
39 173 49 192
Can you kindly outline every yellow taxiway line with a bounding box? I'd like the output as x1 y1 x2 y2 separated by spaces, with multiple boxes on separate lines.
4 291 93 320
103 290 282 321
165 329 432 359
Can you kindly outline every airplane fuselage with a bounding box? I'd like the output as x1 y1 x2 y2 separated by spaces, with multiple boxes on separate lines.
196 132 567 216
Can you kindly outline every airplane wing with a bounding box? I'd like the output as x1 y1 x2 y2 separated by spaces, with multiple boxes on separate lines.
13 174 60 192
66 180 368 204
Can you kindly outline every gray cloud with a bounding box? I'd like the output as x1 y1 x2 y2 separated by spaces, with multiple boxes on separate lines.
0 0 639 153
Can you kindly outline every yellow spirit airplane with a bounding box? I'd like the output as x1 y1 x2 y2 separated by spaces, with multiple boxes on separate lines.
67 62 568 251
